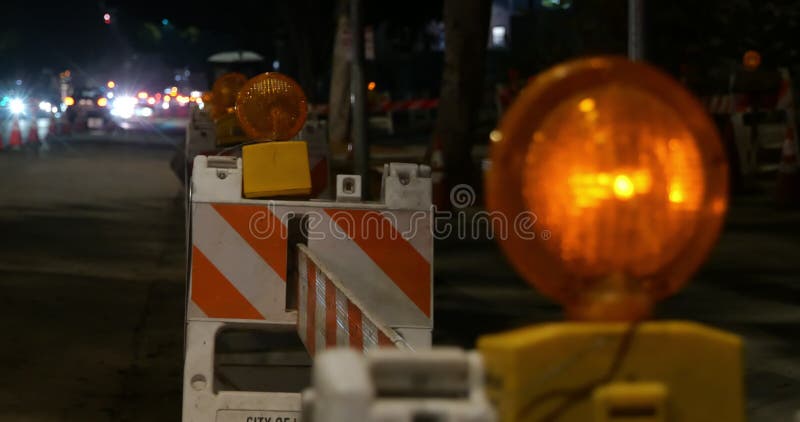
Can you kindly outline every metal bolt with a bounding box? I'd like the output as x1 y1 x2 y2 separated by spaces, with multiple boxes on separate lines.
190 374 207 391
216 170 227 180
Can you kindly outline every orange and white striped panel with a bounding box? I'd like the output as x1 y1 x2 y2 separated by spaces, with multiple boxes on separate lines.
306 208 433 329
297 245 400 356
189 203 295 323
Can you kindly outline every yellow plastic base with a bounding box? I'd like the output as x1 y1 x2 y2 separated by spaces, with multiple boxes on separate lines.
477 321 744 422
242 141 311 198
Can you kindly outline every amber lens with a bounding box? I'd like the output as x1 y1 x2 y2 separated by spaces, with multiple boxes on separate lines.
743 50 761 70
235 72 307 141
486 57 728 320
212 73 247 118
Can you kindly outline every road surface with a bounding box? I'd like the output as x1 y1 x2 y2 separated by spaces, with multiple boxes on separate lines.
0 135 798 420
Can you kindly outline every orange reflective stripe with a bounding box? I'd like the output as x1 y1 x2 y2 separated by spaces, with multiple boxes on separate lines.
378 330 393 347
325 279 337 347
191 247 263 319
347 300 363 350
213 204 287 281
306 259 316 356
326 209 431 317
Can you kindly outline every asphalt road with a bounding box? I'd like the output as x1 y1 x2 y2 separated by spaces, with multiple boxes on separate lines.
0 139 185 421
0 135 798 420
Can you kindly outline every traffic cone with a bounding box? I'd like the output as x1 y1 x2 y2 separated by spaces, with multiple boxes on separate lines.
430 137 448 211
27 121 40 145
8 117 23 149
776 126 800 207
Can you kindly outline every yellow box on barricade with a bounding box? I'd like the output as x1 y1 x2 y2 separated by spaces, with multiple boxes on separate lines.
242 141 311 198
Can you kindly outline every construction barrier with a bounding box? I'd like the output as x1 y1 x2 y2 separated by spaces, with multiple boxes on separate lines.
700 68 798 187
303 349 495 422
183 152 432 421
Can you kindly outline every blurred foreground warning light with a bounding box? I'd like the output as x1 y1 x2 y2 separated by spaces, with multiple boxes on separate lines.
235 72 307 141
211 73 247 119
743 50 761 70
486 56 729 321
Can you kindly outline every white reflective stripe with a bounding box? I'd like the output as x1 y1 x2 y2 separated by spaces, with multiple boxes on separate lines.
314 268 326 353
297 252 308 345
192 203 288 321
362 317 378 352
382 210 433 264
309 213 430 328
335 288 349 347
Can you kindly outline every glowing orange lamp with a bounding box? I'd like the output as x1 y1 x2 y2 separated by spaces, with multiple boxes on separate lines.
743 50 761 71
235 72 307 141
211 72 247 120
486 56 729 321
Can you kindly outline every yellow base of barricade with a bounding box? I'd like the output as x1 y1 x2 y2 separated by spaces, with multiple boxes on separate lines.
242 141 311 198
477 321 744 422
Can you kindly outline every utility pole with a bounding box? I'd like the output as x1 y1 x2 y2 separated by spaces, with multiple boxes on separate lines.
350 0 369 193
628 0 644 61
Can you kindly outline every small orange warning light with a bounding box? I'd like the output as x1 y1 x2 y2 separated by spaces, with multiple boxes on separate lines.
743 50 761 70
211 73 247 119
235 72 307 141
486 57 729 321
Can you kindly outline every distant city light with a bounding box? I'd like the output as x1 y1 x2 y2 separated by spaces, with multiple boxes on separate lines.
51 106 58 113
103 13 111 24
367 81 376 91
106 92 115 99
175 75 182 82
97 97 108 107
107 80 116 89
161 102 170 110
190 91 202 99
110 96 136 119
63 96 75 107
273 60 280 70
15 79 22 86
162 18 169 26
9 98 25 115
38 101 52 112
137 91 148 100
170 86 178 97
137 107 153 117
491 26 507 48
147 97 156 105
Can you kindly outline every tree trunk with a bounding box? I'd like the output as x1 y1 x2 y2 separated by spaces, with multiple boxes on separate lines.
433 0 492 192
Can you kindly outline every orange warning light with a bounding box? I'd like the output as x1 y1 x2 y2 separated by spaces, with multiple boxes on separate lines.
486 57 729 321
64 96 75 106
743 50 761 70
235 72 307 141
211 73 247 119
97 97 108 107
